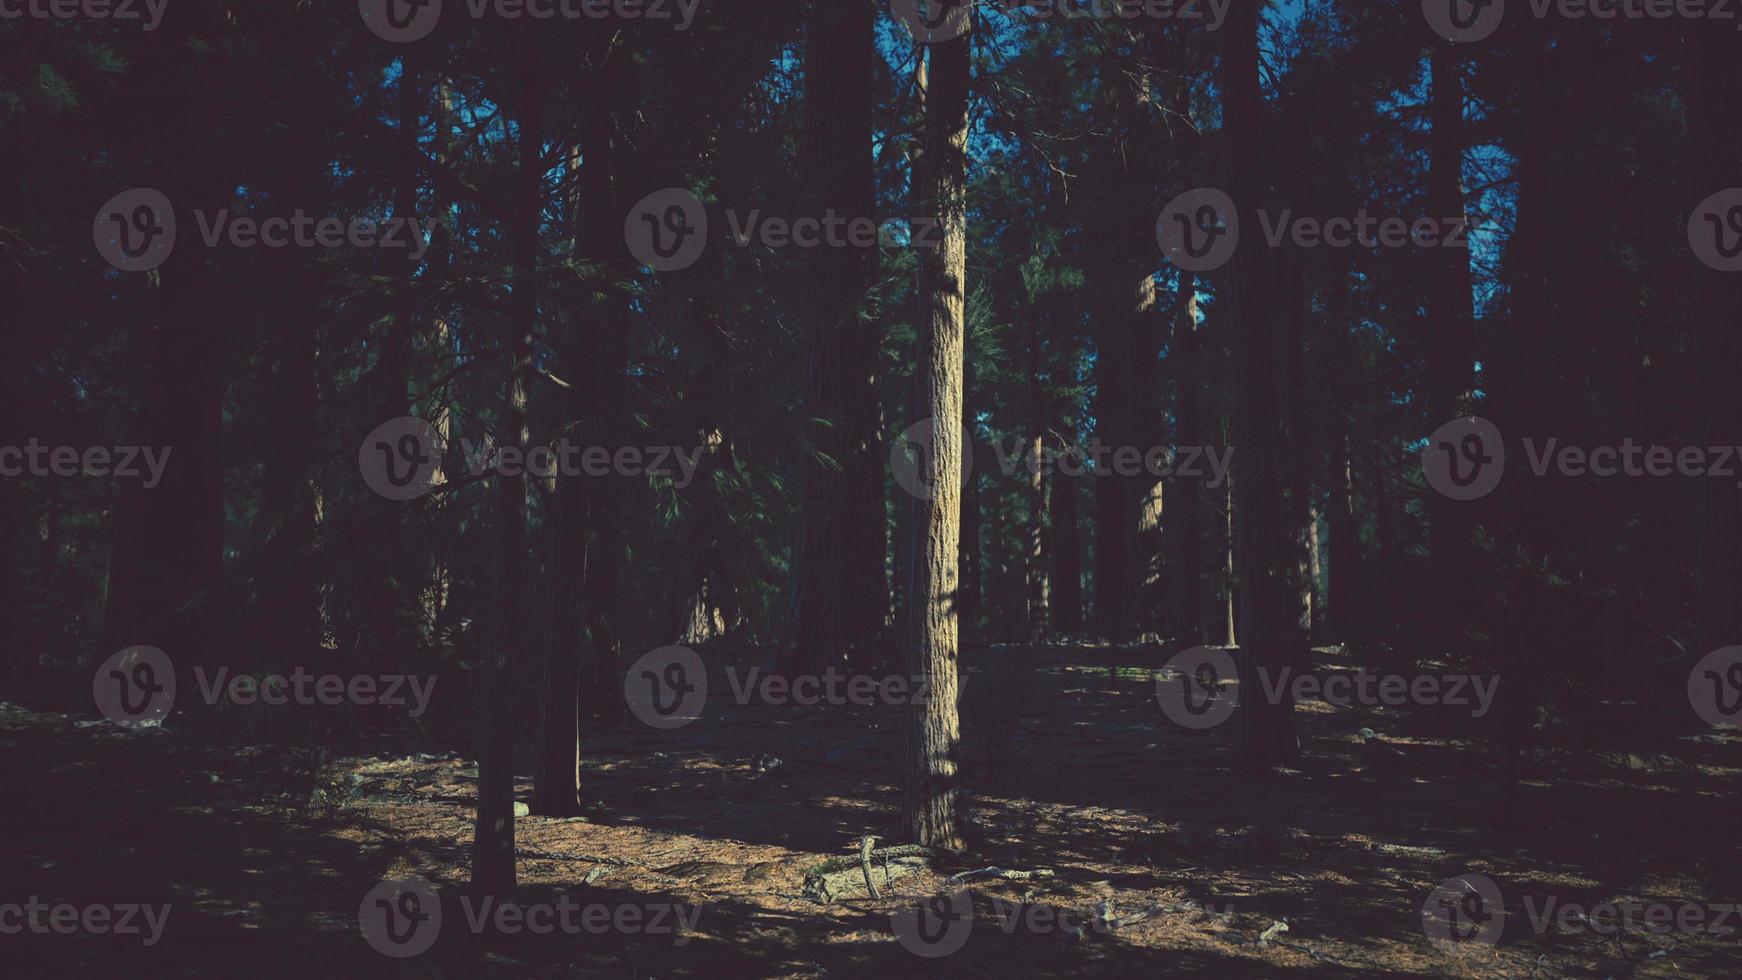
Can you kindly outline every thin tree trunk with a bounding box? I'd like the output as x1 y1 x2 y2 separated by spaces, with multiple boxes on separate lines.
1026 311 1050 640
1689 23 1742 672
535 51 618 818
1049 374 1083 634
905 8 971 851
788 0 889 675
1170 275 1204 646
1223 0 1299 768
473 54 540 900
1426 37 1478 617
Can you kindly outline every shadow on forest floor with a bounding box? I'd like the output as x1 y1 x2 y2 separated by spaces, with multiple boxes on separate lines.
5 643 1741 977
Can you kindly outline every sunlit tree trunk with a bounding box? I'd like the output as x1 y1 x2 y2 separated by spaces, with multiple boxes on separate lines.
905 8 971 851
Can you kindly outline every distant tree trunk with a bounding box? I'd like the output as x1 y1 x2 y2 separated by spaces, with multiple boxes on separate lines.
256 108 327 664
1128 273 1166 639
1049 376 1083 634
1025 311 1050 640
959 351 983 635
672 298 734 646
1218 409 1238 649
1328 432 1361 638
1282 254 1314 640
788 0 889 675
473 56 540 900
905 8 971 851
1689 24 1742 668
1087 363 1128 640
1170 275 1204 646
1426 37 1478 608
1223 0 1298 768
535 52 618 818
1326 268 1363 639
103 178 224 691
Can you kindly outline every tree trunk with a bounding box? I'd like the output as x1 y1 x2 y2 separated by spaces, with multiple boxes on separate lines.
1025 311 1050 641
788 0 889 675
1049 380 1084 635
1689 24 1742 672
904 9 971 851
1223 0 1299 768
1170 275 1204 646
473 55 540 900
1426 37 1478 615
535 50 619 818
959 350 983 635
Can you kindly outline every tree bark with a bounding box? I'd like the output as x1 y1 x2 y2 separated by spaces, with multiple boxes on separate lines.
1170 275 1204 646
788 0 890 675
1425 37 1478 617
1689 23 1742 669
473 53 540 900
1223 0 1299 768
904 9 971 851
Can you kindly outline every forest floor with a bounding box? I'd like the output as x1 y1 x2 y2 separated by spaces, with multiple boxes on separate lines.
5 643 1741 978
